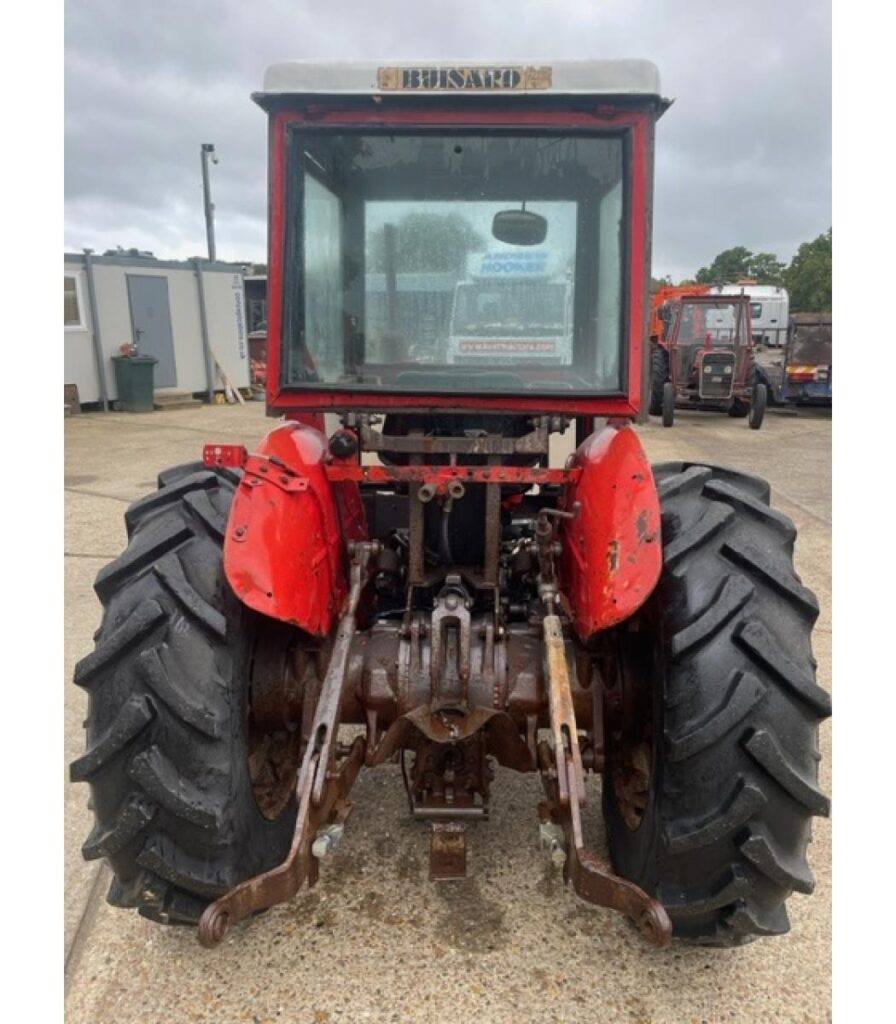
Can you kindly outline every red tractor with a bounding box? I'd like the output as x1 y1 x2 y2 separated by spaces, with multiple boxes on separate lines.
71 61 829 949
650 293 768 428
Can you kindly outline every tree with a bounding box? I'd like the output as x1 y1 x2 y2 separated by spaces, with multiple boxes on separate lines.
784 229 832 313
748 252 786 286
694 246 786 286
695 246 753 284
367 212 485 274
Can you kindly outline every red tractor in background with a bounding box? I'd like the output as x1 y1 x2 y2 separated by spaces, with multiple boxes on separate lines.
71 61 829 950
650 292 769 428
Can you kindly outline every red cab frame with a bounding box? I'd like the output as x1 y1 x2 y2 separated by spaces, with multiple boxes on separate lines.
261 103 658 419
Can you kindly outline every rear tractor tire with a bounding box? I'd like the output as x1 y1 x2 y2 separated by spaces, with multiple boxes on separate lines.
749 383 768 430
662 381 676 428
603 462 830 945
649 342 669 417
70 463 305 925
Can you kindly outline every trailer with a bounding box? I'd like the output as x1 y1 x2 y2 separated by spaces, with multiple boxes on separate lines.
784 313 832 404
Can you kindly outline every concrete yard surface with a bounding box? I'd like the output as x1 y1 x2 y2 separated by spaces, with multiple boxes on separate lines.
64 402 831 1024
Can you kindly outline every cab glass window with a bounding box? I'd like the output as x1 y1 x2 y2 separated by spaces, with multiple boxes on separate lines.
283 130 628 395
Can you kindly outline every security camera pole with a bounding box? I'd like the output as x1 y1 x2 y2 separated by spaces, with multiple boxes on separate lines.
201 143 218 262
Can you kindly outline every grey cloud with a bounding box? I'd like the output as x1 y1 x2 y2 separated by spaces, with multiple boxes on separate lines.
65 0 831 274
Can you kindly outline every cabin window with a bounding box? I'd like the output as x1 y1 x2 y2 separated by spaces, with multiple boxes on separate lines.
65 275 85 329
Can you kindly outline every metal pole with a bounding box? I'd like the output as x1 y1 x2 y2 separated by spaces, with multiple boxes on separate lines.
201 143 217 263
82 249 110 411
193 258 216 404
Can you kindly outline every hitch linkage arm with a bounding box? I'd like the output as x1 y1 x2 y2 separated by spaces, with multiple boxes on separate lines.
536 513 672 947
197 541 380 948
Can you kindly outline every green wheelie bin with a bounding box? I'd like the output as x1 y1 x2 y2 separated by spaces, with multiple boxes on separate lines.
111 354 157 412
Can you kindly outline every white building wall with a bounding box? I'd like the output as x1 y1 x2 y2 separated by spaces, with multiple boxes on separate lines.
63 256 250 405
64 261 98 401
201 269 250 390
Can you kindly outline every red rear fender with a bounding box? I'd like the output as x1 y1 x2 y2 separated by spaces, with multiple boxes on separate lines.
223 423 366 636
560 425 662 639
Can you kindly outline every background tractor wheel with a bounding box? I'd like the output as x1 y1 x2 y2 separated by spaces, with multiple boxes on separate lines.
749 383 768 429
662 381 676 427
649 342 669 416
70 464 303 924
603 463 830 946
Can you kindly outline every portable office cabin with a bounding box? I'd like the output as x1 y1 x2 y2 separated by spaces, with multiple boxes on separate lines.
64 252 251 407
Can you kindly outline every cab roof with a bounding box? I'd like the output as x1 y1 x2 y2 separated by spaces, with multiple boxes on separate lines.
254 59 669 109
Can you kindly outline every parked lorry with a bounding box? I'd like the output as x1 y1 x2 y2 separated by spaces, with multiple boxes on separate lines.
446 250 573 367
71 60 829 951
784 313 832 404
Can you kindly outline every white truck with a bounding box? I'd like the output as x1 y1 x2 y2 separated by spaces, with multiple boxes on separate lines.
445 250 573 365
710 282 789 347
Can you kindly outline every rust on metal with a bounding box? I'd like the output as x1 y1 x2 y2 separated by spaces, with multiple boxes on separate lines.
324 463 580 489
543 614 585 808
429 821 467 880
197 542 379 946
537 743 671 947
198 738 365 947
357 419 553 456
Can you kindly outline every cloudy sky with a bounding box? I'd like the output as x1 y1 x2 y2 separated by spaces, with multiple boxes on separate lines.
64 0 831 281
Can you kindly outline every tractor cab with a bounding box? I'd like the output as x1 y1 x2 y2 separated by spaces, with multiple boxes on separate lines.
254 61 668 421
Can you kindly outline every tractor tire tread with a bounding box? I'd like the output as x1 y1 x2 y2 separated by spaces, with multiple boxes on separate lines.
721 537 819 617
666 670 766 762
735 620 832 716
703 479 795 540
136 834 231 898
182 488 228 540
157 462 241 490
607 462 830 945
744 730 831 816
124 471 219 535
73 600 167 688
71 463 297 925
668 575 754 657
136 646 225 738
128 745 222 829
81 795 157 860
738 823 816 894
69 695 156 782
664 778 766 853
649 343 669 416
663 502 733 569
94 522 194 603
152 554 228 639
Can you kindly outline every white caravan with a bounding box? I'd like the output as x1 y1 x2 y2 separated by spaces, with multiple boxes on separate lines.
709 283 789 347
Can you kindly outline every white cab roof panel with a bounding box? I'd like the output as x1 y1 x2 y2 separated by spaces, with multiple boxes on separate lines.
259 60 663 99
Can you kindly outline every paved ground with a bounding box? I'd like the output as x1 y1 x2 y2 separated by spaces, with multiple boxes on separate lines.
64 402 831 1023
